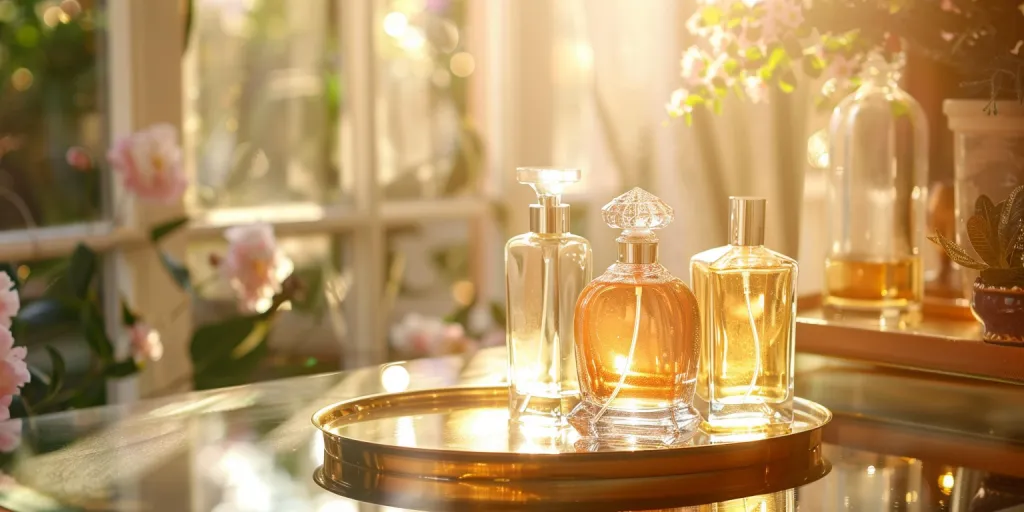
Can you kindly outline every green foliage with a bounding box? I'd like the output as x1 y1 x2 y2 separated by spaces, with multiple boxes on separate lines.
929 185 1024 288
68 244 97 300
190 315 271 390
158 251 193 292
149 216 190 243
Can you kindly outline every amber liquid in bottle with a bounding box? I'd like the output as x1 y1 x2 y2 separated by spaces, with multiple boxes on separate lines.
575 268 701 412
823 256 922 311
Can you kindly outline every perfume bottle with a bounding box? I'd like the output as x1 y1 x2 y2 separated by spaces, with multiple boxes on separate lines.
568 188 700 444
824 52 928 323
506 167 593 426
691 197 797 435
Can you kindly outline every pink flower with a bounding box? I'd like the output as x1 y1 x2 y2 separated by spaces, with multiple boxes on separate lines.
744 76 769 103
390 314 472 357
679 46 708 86
107 124 187 204
940 0 959 13
824 54 860 84
220 224 294 313
0 272 19 329
65 146 92 171
0 401 21 452
0 329 28 398
129 322 164 363
666 88 693 117
760 0 803 43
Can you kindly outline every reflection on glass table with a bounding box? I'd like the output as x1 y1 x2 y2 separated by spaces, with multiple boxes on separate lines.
0 0 106 231
0 349 1021 511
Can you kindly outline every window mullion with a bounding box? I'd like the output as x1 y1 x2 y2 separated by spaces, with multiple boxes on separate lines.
342 0 386 368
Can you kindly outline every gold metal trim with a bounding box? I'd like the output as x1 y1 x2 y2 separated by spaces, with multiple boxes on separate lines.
312 386 831 483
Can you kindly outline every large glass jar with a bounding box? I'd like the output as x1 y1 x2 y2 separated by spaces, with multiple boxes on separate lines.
824 53 929 324
944 100 1024 299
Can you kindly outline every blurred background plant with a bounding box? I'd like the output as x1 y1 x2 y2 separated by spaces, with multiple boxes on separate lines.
668 0 1024 121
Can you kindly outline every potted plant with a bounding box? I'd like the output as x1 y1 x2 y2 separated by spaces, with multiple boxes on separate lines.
930 184 1024 345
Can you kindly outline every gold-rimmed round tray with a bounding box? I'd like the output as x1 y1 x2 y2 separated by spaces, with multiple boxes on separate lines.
312 385 831 485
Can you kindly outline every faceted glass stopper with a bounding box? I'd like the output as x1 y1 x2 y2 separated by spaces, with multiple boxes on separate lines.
516 167 581 198
601 187 674 232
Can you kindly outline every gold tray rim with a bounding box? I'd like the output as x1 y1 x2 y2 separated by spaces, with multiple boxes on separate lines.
312 384 831 461
312 459 833 511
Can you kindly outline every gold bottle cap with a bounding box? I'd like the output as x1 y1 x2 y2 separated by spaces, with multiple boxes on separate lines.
729 196 766 246
518 167 579 235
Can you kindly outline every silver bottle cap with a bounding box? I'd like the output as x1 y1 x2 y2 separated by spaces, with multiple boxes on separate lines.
729 196 766 246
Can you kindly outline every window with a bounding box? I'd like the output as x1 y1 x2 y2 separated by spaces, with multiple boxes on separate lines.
0 0 498 400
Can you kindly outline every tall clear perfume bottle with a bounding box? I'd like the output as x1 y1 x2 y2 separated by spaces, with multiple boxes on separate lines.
506 167 593 426
824 52 928 323
569 188 700 444
691 197 797 436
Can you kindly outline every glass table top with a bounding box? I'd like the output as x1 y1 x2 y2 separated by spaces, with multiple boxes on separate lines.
0 348 1022 511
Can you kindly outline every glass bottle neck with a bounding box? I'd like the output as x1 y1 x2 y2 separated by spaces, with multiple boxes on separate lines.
617 241 658 264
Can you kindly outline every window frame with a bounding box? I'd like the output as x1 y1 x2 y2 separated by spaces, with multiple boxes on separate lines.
0 0 497 401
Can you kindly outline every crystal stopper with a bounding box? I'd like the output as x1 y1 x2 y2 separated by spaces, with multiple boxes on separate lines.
601 187 674 234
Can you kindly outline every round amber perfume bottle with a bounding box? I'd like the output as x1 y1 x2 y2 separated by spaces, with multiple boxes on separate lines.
568 188 701 446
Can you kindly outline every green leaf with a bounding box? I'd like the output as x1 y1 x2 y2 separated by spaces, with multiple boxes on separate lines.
700 5 723 26
81 302 114 362
745 46 765 62
928 231 989 270
68 244 98 300
976 194 1000 236
18 298 76 327
778 68 797 94
967 214 1002 267
43 346 65 400
149 216 190 243
158 251 193 292
107 359 140 378
121 302 138 326
980 267 1024 288
802 54 825 79
191 316 271 390
684 112 693 126
998 185 1024 250
190 315 269 375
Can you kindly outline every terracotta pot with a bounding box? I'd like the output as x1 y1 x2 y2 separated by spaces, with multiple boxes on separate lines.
972 279 1024 345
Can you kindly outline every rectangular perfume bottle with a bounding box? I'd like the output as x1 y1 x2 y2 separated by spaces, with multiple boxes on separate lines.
506 168 592 426
691 197 797 436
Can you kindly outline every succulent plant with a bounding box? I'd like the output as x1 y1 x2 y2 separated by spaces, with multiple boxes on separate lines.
929 184 1024 288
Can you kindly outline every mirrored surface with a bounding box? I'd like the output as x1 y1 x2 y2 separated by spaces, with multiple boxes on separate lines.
0 349 1021 511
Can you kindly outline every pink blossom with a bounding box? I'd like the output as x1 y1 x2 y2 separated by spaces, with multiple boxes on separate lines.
129 322 164 363
666 88 693 117
824 54 860 84
760 0 803 43
220 224 294 313
107 124 187 204
390 314 472 357
940 0 959 13
0 329 28 399
65 146 92 171
0 401 21 452
744 76 769 103
679 46 708 86
0 272 19 329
